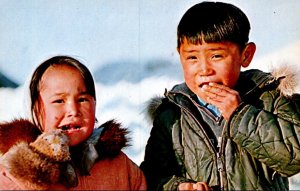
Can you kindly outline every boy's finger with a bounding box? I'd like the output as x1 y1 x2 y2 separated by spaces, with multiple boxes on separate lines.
201 90 223 101
208 82 237 94
202 83 237 97
201 86 226 100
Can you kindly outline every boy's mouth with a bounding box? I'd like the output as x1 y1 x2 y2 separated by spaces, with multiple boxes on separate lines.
199 82 209 88
60 124 81 131
199 82 222 88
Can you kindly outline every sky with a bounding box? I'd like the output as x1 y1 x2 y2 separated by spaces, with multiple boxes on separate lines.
0 0 300 85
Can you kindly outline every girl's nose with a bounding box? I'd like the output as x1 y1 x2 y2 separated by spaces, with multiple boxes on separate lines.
66 101 80 117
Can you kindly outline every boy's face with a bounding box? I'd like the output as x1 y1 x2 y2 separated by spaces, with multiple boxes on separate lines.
37 65 96 146
178 39 254 101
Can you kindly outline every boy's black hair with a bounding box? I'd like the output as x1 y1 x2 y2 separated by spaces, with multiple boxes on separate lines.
177 1 250 49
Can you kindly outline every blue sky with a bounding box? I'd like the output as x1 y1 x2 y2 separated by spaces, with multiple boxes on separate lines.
0 0 300 84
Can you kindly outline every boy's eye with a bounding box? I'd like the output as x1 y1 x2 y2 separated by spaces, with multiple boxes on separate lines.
78 97 89 102
187 56 197 60
212 54 223 59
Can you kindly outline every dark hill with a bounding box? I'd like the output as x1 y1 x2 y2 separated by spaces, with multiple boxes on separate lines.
0 72 18 88
93 59 182 85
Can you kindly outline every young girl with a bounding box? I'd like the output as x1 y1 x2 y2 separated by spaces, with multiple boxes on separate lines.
0 55 146 190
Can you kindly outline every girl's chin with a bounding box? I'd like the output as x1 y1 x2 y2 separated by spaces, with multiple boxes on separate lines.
65 128 93 146
68 141 81 147
68 136 86 147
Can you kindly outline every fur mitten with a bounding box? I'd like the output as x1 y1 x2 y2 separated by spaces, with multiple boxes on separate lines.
1 129 76 190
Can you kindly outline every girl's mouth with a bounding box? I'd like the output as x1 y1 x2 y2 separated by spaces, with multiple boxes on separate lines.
60 125 81 131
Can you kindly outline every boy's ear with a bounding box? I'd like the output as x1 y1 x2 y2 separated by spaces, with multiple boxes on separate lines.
241 42 256 68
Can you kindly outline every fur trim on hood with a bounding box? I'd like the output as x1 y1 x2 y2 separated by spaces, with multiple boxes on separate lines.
0 118 130 189
0 118 129 157
270 64 300 96
0 118 40 155
144 94 164 125
96 119 130 158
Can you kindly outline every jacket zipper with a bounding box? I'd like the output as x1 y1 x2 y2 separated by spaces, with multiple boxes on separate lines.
167 91 224 188
167 91 217 152
217 136 224 190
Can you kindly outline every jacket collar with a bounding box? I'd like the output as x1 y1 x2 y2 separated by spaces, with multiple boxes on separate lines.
71 119 129 175
145 69 281 123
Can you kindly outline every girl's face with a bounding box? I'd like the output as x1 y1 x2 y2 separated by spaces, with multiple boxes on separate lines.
178 39 254 101
37 65 96 146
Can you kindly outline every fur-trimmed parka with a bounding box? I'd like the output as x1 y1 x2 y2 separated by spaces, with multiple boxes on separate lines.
0 119 146 190
140 68 300 191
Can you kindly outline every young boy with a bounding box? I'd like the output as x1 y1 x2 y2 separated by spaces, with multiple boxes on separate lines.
140 2 300 191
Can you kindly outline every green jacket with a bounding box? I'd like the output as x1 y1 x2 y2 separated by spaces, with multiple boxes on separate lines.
140 69 300 191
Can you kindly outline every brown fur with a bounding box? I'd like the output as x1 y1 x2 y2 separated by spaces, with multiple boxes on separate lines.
0 118 40 155
97 119 130 158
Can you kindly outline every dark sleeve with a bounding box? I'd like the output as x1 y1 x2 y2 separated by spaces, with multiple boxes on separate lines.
230 91 300 177
140 104 192 190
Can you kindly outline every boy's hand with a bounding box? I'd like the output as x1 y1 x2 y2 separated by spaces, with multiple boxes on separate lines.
200 82 241 120
178 182 212 191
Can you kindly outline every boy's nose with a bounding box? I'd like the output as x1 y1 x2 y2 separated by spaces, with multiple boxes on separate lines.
198 60 212 76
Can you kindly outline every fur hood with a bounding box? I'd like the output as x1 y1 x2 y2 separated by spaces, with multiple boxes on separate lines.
145 66 300 123
0 118 129 189
0 118 129 157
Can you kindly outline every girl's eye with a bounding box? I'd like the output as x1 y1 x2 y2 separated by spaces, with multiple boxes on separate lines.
53 99 64 103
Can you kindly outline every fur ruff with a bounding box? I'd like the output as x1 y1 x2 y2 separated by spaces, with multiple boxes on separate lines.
270 64 300 96
144 95 163 124
0 118 129 189
0 118 129 159
0 118 40 155
96 119 130 158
